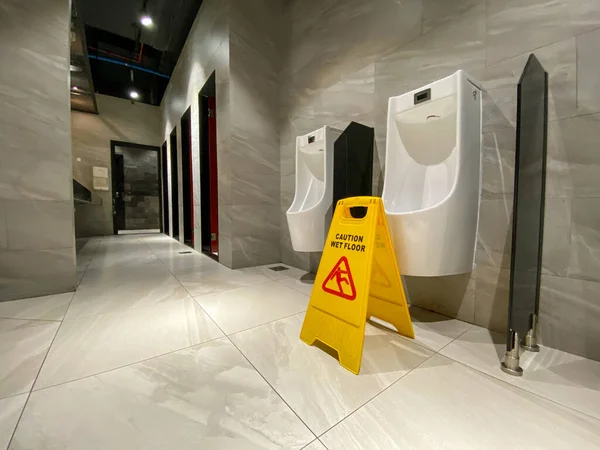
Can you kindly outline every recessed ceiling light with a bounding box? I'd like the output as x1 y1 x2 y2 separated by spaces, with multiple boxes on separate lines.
70 64 83 72
129 90 139 99
72 86 79 90
140 15 152 26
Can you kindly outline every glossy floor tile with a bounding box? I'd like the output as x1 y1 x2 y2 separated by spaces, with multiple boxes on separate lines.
6 234 600 449
320 354 600 449
0 394 27 450
35 297 223 389
12 339 314 450
0 319 59 399
195 281 310 335
0 292 73 321
231 313 433 435
440 326 600 420
66 276 191 319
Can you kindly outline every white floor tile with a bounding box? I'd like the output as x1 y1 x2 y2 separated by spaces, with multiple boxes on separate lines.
195 281 309 335
14 339 315 450
302 439 327 450
395 306 472 352
320 354 600 450
242 264 310 281
0 292 73 321
66 276 190 319
175 266 270 296
230 313 434 435
0 393 27 450
440 326 600 420
0 319 59 399
277 276 315 296
35 298 223 390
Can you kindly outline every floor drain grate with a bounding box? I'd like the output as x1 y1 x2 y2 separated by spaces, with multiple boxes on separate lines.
269 265 289 272
179 251 192 254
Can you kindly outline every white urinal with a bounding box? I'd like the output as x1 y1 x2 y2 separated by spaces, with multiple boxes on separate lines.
383 70 482 276
287 126 342 252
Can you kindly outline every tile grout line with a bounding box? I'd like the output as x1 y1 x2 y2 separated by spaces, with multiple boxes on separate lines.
25 335 227 396
6 239 101 447
314 323 477 441
144 236 318 444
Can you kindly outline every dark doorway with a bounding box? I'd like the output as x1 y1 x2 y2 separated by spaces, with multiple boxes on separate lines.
181 107 194 247
113 154 125 231
110 141 161 235
170 128 180 240
198 72 218 258
161 141 170 235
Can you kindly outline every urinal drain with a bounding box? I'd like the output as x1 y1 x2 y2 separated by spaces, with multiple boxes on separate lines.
269 265 289 272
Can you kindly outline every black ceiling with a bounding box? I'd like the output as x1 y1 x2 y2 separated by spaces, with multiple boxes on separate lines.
77 0 202 106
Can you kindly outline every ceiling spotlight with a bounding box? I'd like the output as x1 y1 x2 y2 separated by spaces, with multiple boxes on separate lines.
140 15 152 26
70 64 83 72
129 90 139 99
72 86 79 91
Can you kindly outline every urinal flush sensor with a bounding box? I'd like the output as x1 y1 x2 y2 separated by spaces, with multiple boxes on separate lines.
382 70 482 276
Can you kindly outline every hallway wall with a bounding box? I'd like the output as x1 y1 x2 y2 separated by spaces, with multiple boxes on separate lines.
71 94 162 237
0 0 76 301
279 0 600 361
160 0 282 269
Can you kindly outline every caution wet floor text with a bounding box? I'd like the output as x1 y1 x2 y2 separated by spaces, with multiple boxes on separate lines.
300 197 414 375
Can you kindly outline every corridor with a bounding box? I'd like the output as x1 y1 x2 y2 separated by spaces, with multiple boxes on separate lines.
1 234 599 449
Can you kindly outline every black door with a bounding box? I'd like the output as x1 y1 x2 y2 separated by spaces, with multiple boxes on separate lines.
161 141 170 234
113 154 126 232
170 129 180 240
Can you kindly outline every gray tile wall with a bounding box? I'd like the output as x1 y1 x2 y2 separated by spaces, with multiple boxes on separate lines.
71 94 162 238
0 0 76 301
160 0 231 264
279 0 600 361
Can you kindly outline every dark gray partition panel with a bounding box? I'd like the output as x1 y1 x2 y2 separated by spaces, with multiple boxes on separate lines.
333 122 374 216
503 54 548 375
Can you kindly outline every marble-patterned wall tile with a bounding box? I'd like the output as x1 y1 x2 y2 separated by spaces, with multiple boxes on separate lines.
0 248 76 302
0 200 6 249
422 0 483 34
280 173 296 212
314 64 375 131
374 4 485 144
476 198 513 270
546 113 600 199
479 38 577 133
542 198 572 277
230 205 280 268
568 198 600 282
540 274 600 361
0 122 71 202
291 0 422 94
405 273 475 323
481 129 516 199
486 0 600 66
231 172 280 207
576 28 600 114
5 200 74 251
474 265 510 333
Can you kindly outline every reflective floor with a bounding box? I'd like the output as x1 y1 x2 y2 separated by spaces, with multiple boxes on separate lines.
1 234 599 449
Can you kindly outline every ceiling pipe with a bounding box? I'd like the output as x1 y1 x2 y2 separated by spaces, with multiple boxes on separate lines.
88 42 144 64
88 54 170 79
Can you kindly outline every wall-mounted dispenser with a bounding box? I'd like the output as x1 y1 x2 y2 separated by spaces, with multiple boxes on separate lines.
382 70 482 276
287 126 342 252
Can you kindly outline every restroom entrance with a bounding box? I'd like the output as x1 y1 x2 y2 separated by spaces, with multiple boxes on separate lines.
181 107 194 246
198 72 218 258
161 140 170 235
169 128 180 240
110 141 161 235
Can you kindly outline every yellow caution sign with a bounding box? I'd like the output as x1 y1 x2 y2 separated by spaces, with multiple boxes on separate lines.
300 197 414 374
